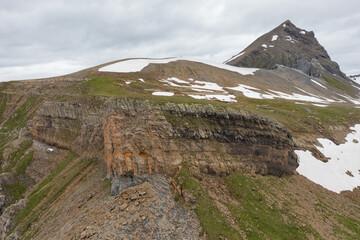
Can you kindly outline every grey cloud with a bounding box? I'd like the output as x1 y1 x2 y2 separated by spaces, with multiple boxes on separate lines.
1 0 360 81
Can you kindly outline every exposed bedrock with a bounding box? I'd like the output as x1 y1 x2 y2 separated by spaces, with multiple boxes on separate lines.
103 99 298 177
30 98 298 178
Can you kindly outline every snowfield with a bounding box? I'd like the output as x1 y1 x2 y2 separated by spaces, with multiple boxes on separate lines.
99 58 177 73
99 58 258 75
296 124 360 193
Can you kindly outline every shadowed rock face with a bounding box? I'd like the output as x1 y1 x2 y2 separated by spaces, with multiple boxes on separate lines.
226 20 346 79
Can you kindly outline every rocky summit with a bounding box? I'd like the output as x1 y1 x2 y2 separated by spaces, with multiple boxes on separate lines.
225 20 346 79
0 21 360 240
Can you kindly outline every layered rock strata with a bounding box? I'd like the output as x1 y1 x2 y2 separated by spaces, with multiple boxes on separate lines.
30 98 298 178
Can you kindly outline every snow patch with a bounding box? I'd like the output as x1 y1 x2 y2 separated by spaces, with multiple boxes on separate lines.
139 78 145 82
224 52 245 64
312 104 328 107
296 124 360 193
152 92 174 96
299 30 306 35
125 81 131 85
268 89 337 103
285 36 295 43
271 35 278 41
99 58 178 73
262 44 268 48
47 148 54 153
269 45 274 48
100 57 258 76
310 79 327 89
227 84 274 99
188 94 236 102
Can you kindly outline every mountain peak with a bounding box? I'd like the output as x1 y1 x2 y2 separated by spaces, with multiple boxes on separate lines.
225 20 345 79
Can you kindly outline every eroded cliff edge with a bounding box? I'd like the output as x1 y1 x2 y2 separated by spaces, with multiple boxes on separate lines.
31 98 298 179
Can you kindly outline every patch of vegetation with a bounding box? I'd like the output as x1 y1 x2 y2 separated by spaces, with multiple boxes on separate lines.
4 140 33 172
333 215 360 240
30 152 77 197
12 155 94 236
322 74 354 95
237 96 360 136
80 76 239 106
163 113 213 129
225 173 321 240
80 76 128 97
174 164 242 240
1 181 27 207
14 151 34 175
0 93 7 121
1 95 39 133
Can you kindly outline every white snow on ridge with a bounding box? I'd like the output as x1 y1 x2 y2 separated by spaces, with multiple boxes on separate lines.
226 84 341 104
271 35 278 41
187 58 258 75
99 58 178 73
299 30 306 35
296 124 360 193
224 52 245 64
152 92 174 96
99 58 258 76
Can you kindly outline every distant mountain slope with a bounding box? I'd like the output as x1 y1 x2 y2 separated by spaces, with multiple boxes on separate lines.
349 74 360 84
225 20 346 79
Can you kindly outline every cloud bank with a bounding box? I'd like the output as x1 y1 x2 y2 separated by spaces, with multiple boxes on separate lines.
1 0 359 81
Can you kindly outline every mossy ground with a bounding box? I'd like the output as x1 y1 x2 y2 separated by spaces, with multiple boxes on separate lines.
174 164 360 240
9 152 96 237
78 76 360 137
174 164 242 240
225 173 321 240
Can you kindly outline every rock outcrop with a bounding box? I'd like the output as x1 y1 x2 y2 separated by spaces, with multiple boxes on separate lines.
30 101 104 151
30 98 297 178
103 99 298 177
225 20 347 79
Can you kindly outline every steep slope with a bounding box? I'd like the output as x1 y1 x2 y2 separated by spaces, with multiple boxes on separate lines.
225 20 346 79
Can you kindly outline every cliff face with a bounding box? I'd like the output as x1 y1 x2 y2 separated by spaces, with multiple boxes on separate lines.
103 99 297 177
30 101 104 151
27 98 297 178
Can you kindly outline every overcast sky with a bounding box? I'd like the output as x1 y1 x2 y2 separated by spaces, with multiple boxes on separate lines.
1 0 359 81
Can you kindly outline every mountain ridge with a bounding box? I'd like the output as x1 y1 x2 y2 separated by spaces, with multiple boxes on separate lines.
225 20 347 80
